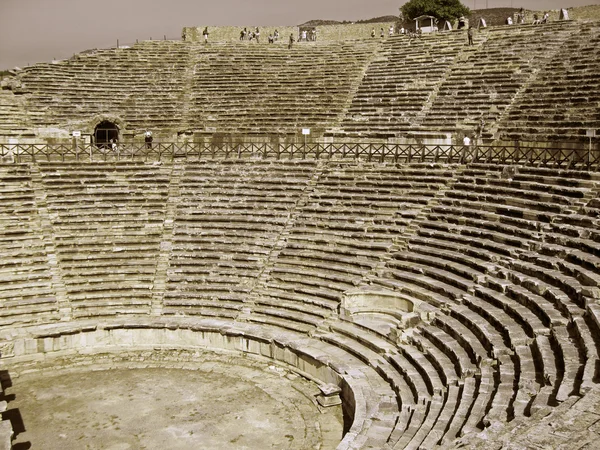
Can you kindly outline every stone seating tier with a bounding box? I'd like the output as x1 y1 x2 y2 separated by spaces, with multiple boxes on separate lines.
0 162 599 450
2 20 599 144
496 22 600 141
0 164 60 325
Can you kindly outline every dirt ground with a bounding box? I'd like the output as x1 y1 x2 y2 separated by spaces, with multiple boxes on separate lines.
4 351 344 450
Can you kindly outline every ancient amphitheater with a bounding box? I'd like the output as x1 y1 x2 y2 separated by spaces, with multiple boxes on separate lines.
0 13 599 450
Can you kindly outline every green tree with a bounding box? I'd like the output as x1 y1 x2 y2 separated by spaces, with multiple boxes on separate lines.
400 0 470 24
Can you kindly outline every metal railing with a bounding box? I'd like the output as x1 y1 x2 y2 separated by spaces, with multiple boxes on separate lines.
1 142 598 169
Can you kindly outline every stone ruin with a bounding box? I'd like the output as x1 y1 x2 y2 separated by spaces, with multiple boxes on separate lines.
0 159 598 448
0 19 599 149
0 13 599 450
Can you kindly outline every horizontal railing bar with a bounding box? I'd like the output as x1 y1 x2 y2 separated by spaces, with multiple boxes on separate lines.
0 142 598 169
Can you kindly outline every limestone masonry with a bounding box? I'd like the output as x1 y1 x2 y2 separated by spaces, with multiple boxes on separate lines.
0 8 600 450
0 160 599 448
0 19 598 148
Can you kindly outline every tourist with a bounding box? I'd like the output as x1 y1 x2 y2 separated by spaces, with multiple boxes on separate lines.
458 16 466 29
288 33 295 49
240 28 247 40
389 25 394 36
478 117 485 135
144 130 153 149
518 7 525 23
371 28 376 38
533 13 540 25
268 34 274 44
463 135 471 147
301 30 307 41
541 12 549 23
274 29 280 41
506 16 513 25
255 27 260 43
380 27 385 38
311 28 317 41
203 27 209 43
467 27 474 45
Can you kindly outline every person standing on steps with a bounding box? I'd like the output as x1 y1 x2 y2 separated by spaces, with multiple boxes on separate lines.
203 27 209 43
288 33 295 49
144 130 153 149
467 26 474 45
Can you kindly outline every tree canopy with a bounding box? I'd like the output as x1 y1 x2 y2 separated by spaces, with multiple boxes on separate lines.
400 0 470 24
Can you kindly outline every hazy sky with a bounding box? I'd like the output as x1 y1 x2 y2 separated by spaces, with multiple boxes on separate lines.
0 0 597 69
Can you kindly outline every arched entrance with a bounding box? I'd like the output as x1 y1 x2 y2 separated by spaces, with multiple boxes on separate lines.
94 121 119 148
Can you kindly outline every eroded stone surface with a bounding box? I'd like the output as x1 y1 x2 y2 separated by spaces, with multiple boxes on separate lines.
5 351 344 450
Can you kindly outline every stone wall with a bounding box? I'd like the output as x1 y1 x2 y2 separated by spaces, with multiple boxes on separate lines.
182 21 395 42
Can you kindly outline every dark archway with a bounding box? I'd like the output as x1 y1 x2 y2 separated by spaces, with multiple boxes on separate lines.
94 121 119 148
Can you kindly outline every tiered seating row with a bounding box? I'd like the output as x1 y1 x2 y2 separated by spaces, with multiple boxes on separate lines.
417 21 578 134
0 164 59 325
38 161 171 318
497 22 600 141
163 160 319 325
187 40 379 135
366 164 600 442
14 41 191 131
253 163 455 329
333 32 467 137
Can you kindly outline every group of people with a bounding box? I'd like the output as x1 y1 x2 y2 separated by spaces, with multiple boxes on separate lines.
240 27 266 42
371 25 397 38
237 27 316 46
508 8 550 25
533 12 551 25
298 28 317 42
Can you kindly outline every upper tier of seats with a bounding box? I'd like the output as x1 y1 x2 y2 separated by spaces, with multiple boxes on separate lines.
8 41 190 132
1 19 598 144
186 41 378 136
495 21 600 141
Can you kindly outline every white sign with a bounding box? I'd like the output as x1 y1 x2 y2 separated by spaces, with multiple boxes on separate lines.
72 131 81 137
586 129 597 137
302 128 311 135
